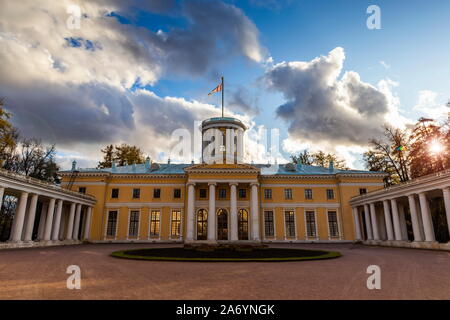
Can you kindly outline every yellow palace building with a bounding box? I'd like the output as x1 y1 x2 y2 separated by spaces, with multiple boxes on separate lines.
60 117 386 244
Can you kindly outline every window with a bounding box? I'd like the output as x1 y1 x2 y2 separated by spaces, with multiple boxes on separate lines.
132 188 140 199
111 188 119 198
150 210 160 237
264 189 272 199
199 188 207 198
328 211 339 237
264 211 274 237
219 188 227 199
128 211 139 237
284 188 292 199
217 209 228 240
359 188 367 195
326 189 334 200
78 187 86 194
171 210 182 238
197 209 208 240
304 189 313 200
106 211 118 237
239 189 246 198
153 188 161 198
285 210 296 238
305 211 316 237
173 188 181 199
238 209 248 240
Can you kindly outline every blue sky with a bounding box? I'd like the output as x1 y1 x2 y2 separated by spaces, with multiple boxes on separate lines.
1 0 449 169
129 0 450 164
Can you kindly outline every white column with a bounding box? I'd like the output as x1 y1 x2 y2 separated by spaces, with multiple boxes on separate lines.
23 194 38 241
9 191 29 242
415 197 425 240
398 203 409 240
390 199 402 241
250 183 260 241
408 194 423 242
43 198 56 241
83 206 93 240
230 183 238 241
0 186 5 210
442 187 450 238
37 202 48 240
59 208 66 240
352 207 362 240
73 203 82 240
382 200 394 241
186 183 195 241
66 202 76 240
370 202 380 240
364 204 373 240
418 192 435 242
51 199 63 240
207 183 216 241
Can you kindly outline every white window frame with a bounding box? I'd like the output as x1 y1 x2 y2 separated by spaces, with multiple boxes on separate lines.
283 208 297 240
262 210 276 240
284 188 293 200
326 209 342 240
148 209 161 239
127 209 141 239
304 209 318 240
326 189 335 200
104 209 119 240
170 208 183 240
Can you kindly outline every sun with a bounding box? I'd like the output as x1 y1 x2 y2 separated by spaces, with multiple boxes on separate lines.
429 139 445 155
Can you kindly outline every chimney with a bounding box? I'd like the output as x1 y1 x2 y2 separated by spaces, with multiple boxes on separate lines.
71 160 77 171
329 161 334 173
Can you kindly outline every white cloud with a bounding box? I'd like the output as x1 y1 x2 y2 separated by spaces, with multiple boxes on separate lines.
380 60 391 69
413 90 450 121
0 0 267 169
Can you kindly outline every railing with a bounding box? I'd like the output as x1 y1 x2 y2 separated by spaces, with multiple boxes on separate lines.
0 168 95 201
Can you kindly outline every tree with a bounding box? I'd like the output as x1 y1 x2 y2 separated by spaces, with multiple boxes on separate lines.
98 144 145 168
2 138 60 183
97 144 115 169
291 150 348 169
291 150 313 165
0 98 19 165
409 118 449 179
364 125 410 186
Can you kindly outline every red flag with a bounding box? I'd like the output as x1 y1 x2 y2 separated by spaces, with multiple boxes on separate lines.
208 83 223 95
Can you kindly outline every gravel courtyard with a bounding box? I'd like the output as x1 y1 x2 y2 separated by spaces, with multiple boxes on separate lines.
0 243 449 300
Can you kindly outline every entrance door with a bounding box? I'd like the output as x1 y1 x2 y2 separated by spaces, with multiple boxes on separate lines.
197 209 208 240
217 209 228 240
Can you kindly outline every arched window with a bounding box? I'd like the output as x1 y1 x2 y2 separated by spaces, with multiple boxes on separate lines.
238 209 248 240
197 209 208 240
217 209 228 240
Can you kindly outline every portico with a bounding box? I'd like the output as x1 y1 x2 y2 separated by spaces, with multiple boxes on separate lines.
350 169 450 251
184 164 261 243
0 169 96 249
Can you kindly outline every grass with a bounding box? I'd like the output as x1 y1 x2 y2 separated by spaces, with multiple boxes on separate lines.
110 247 342 262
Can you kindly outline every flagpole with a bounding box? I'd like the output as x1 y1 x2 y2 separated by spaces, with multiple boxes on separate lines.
221 76 224 118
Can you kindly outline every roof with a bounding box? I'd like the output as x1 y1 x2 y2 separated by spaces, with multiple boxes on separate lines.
60 163 385 176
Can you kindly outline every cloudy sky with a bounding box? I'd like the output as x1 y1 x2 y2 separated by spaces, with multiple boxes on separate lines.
1 0 449 169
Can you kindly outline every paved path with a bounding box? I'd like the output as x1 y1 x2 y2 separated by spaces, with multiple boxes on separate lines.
0 243 449 299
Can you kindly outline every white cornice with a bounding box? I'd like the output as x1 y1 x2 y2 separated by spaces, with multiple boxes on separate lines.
350 170 450 206
0 170 95 205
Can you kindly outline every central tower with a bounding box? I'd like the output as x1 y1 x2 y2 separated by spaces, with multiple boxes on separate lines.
201 117 246 164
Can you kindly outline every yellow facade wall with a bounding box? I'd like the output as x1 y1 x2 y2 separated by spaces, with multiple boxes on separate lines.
61 169 385 242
